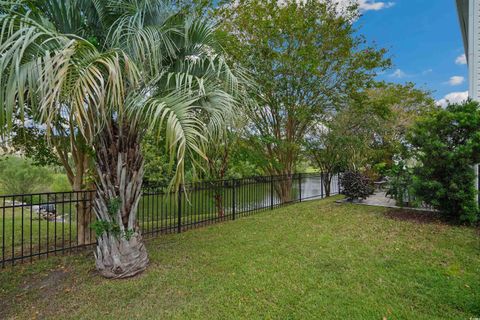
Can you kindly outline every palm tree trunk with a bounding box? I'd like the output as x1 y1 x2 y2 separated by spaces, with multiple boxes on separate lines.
93 123 148 278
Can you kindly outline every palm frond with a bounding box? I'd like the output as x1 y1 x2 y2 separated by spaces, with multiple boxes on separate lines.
0 5 139 140
0 0 252 191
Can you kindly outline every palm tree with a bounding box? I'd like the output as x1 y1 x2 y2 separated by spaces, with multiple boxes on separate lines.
0 0 245 278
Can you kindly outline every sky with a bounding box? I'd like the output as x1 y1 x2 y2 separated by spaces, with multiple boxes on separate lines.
353 0 468 104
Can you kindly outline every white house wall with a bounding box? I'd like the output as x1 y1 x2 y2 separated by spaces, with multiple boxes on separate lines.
468 0 480 203
468 0 480 100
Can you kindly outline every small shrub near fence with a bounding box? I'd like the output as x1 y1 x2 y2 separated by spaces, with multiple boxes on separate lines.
340 171 373 201
0 172 342 267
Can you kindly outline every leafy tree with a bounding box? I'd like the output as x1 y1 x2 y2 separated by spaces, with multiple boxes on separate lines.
306 125 348 197
307 104 383 195
408 101 480 223
200 117 250 216
141 133 175 186
227 139 265 178
9 123 60 167
363 82 435 169
308 82 434 190
201 129 233 217
7 116 96 244
0 0 244 278
217 0 389 202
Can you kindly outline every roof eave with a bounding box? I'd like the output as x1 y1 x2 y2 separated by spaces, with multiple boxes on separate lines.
456 0 469 58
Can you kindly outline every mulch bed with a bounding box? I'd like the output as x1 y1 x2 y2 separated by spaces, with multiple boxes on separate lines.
385 209 458 226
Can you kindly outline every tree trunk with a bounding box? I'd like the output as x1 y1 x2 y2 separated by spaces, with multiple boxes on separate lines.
95 233 148 279
77 191 95 246
323 173 333 197
57 141 95 246
93 122 148 279
275 175 293 204
214 192 224 218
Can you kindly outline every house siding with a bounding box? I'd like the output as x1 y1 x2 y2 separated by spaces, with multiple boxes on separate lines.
468 0 480 203
468 0 480 100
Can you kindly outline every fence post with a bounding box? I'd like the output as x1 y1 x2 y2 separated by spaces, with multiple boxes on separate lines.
232 179 236 220
270 176 274 210
177 184 182 233
298 173 302 202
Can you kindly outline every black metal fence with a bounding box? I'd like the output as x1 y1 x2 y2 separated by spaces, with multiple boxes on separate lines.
0 172 341 267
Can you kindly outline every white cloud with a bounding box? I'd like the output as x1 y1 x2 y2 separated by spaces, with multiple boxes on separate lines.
448 76 465 86
386 68 433 79
436 91 468 107
455 54 467 65
229 0 394 16
333 0 394 12
357 0 394 11
421 69 433 75
389 69 407 78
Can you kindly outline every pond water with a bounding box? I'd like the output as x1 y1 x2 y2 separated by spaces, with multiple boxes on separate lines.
137 174 341 232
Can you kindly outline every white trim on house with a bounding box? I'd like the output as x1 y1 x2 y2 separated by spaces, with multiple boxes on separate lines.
457 0 469 58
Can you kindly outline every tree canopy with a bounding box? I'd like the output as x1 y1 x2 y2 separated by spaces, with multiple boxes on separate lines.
217 0 390 189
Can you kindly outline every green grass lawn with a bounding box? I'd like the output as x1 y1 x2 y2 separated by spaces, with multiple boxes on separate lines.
0 197 479 319
1 182 296 261
0 208 80 259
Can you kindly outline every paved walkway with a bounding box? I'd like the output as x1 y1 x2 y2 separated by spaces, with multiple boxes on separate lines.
363 192 397 207
339 192 435 212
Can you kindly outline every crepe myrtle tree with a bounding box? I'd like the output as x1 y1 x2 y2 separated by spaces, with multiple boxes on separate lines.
217 0 390 203
305 126 347 197
201 119 245 217
8 113 96 245
0 0 246 278
306 104 385 196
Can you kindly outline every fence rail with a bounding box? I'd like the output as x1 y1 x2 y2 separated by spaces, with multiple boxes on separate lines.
0 172 342 267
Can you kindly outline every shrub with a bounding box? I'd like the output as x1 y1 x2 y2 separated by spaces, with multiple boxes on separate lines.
0 156 53 195
340 171 374 200
51 174 72 192
408 100 480 223
385 160 419 207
